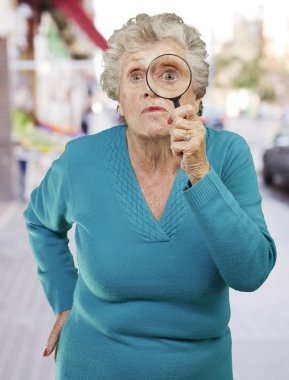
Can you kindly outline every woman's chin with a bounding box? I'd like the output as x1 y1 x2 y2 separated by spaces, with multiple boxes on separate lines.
145 121 170 137
145 129 168 141
128 119 170 140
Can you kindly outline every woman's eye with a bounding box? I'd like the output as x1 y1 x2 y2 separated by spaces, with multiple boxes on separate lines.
129 72 143 82
163 71 177 81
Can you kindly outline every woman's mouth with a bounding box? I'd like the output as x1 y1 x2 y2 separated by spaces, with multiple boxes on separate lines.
142 106 166 113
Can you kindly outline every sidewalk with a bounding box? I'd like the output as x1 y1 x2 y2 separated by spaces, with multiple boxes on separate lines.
0 200 56 380
1 193 288 380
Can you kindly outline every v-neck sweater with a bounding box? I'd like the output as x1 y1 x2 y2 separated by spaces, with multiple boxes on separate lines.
23 124 276 380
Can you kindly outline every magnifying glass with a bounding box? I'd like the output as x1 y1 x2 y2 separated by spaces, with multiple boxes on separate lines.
146 54 192 108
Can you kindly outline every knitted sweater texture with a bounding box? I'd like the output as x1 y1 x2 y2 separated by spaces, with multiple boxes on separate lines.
23 124 276 380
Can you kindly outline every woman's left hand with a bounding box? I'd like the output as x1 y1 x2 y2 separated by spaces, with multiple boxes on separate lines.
169 104 210 185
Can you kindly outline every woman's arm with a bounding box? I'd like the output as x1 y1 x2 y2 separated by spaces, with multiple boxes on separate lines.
183 137 277 292
23 143 78 316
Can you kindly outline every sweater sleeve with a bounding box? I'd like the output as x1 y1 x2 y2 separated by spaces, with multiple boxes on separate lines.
23 143 78 316
182 137 277 292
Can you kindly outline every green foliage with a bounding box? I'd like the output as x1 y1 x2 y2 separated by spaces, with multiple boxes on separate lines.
259 86 276 102
214 53 276 101
214 56 240 72
232 57 260 88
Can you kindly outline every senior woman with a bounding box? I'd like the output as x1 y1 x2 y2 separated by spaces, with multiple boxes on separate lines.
23 13 276 380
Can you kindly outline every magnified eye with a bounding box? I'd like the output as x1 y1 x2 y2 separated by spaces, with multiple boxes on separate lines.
163 71 177 81
146 54 192 108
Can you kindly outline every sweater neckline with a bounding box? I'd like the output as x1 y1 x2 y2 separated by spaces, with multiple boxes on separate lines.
105 125 188 242
123 127 181 223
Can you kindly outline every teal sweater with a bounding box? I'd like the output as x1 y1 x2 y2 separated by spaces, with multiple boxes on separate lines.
23 124 276 380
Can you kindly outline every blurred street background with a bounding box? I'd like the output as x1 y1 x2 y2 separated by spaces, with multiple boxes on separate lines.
1 1 289 379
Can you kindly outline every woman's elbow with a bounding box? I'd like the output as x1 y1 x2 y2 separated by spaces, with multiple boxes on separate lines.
228 273 270 292
227 246 277 292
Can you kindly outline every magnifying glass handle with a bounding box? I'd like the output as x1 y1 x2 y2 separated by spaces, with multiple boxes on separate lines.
173 98 180 108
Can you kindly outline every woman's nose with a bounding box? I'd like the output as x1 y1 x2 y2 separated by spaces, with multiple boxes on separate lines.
142 84 157 99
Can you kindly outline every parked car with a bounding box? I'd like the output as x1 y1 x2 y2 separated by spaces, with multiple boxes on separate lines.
201 105 225 130
263 122 289 185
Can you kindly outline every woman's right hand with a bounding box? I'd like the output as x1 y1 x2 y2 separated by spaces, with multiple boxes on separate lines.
43 309 71 362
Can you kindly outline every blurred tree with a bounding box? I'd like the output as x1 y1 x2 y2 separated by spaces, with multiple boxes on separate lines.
213 15 278 103
232 57 260 89
214 52 276 101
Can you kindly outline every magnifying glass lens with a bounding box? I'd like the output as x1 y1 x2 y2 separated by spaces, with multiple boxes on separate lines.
146 55 191 102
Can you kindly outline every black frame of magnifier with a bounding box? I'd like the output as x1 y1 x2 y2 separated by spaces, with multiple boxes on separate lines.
145 53 192 108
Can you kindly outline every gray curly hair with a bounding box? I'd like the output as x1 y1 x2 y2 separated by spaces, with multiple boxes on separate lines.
100 13 209 114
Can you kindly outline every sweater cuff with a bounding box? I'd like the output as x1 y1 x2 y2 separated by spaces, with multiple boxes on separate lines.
182 167 221 211
53 287 75 316
44 273 78 317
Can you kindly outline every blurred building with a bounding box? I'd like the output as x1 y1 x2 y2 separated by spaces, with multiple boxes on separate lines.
0 35 13 201
212 9 289 118
0 0 15 201
262 11 289 106
0 0 110 201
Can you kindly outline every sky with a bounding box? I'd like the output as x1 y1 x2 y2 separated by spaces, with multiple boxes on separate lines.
93 0 288 56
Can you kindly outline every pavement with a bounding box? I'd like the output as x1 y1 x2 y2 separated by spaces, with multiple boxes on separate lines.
0 200 56 380
1 119 289 379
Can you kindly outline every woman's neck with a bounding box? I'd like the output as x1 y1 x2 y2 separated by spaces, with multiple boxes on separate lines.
126 127 179 175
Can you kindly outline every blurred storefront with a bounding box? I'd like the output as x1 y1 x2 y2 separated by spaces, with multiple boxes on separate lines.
1 0 110 201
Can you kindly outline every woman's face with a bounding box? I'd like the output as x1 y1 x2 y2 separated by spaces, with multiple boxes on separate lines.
118 39 199 139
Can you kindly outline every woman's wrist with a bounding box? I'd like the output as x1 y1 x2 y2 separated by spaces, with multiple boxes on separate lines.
188 163 210 185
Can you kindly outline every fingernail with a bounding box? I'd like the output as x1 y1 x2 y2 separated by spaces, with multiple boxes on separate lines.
43 347 49 357
168 116 173 125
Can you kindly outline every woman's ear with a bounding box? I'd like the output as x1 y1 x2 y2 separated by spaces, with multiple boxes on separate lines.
117 103 126 123
118 103 124 117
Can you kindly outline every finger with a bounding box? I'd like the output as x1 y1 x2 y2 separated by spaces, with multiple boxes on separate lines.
171 140 199 153
173 117 199 131
171 128 197 142
167 104 198 132
170 128 192 141
54 342 59 363
46 314 68 355
171 142 187 156
174 104 198 120
46 332 59 356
